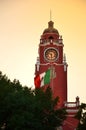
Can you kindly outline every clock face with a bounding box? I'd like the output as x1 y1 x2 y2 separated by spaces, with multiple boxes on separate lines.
44 48 58 62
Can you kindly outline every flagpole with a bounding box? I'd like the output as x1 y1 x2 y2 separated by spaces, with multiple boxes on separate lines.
50 63 54 92
50 63 56 94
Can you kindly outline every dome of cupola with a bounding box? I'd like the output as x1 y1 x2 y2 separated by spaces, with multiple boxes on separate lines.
43 21 59 34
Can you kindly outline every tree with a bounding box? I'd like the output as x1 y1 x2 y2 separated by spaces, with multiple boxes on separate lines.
0 71 67 130
75 103 86 130
33 87 67 130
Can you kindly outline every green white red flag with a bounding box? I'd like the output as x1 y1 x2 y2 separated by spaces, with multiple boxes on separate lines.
34 69 51 88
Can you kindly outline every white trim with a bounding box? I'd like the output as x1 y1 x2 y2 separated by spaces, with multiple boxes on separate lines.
67 115 76 117
39 63 67 66
39 42 64 47
66 109 79 113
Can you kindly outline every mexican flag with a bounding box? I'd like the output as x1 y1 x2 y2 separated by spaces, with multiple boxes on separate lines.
34 69 51 88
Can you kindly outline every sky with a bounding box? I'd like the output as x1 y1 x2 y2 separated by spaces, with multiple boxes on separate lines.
0 0 86 103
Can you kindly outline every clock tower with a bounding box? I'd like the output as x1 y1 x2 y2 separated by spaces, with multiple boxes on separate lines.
35 20 68 107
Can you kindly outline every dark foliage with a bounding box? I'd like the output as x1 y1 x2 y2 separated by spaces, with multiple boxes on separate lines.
75 103 86 130
0 71 67 130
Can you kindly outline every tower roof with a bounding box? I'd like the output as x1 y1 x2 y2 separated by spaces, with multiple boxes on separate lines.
43 21 59 34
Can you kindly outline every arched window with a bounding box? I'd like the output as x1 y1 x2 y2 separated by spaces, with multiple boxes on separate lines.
49 36 54 39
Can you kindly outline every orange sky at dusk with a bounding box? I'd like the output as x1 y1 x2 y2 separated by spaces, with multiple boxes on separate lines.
0 0 86 103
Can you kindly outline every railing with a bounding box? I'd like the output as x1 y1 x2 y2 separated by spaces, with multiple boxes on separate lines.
40 39 63 44
64 101 79 108
64 100 80 117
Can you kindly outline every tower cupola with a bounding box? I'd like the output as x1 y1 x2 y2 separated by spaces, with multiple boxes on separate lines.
41 21 60 43
43 21 59 34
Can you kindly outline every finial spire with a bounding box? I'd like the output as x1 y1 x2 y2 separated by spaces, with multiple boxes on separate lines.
50 9 52 21
48 10 54 28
